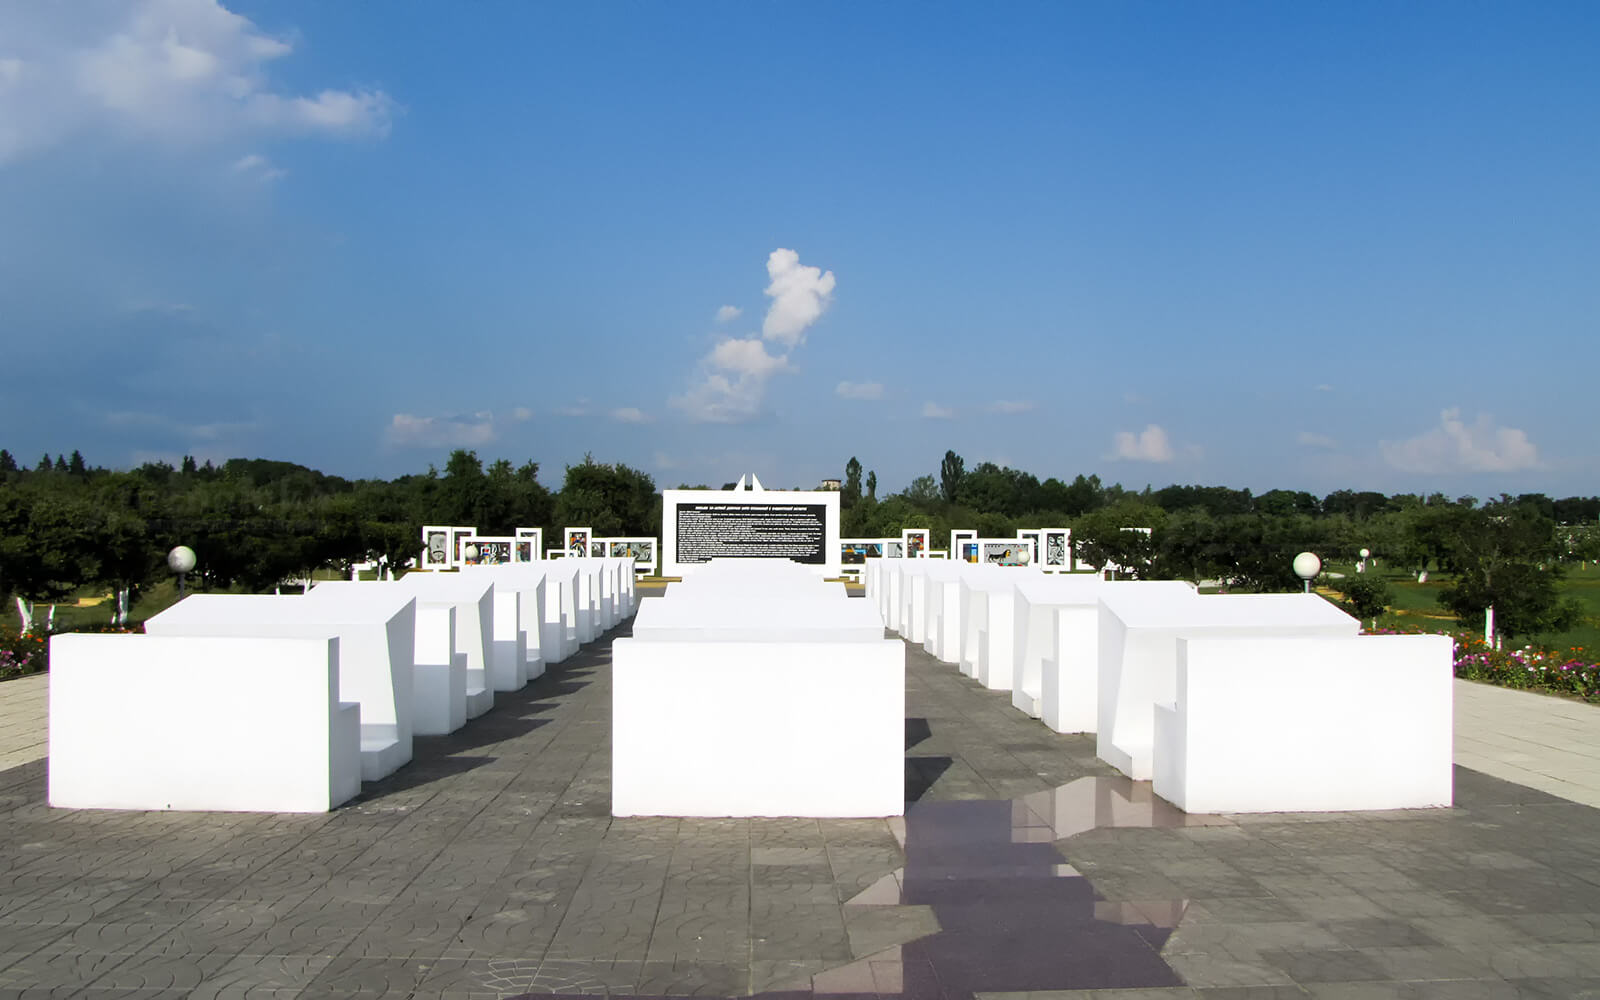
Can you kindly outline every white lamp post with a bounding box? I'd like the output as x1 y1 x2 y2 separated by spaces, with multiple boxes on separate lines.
1292 552 1321 594
168 545 197 598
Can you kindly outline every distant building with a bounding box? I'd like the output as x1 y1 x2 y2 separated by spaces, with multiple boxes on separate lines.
819 478 842 491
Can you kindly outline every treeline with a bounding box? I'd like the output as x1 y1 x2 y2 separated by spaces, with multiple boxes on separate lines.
3 445 1596 641
838 451 1599 640
0 449 657 626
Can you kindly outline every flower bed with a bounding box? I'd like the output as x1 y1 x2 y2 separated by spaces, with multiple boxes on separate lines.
0 625 139 681
0 629 48 680
1367 626 1600 703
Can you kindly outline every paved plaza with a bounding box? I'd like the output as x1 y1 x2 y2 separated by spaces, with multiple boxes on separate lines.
3 604 1600 998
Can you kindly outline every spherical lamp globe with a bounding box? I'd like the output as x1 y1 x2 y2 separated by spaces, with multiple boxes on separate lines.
167 546 197 574
1292 552 1321 593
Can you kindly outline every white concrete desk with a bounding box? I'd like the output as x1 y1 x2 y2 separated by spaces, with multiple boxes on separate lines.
1153 633 1453 812
463 564 546 687
959 567 1045 690
50 633 361 812
1097 591 1360 780
612 637 904 816
630 592 885 642
561 559 605 643
1011 574 1111 720
1014 578 1196 734
145 592 414 781
538 562 580 663
921 563 964 663
312 577 495 721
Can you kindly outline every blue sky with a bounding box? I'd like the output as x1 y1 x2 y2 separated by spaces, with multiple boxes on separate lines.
3 1 1596 497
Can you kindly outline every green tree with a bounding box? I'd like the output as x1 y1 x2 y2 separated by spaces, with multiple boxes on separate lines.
1437 503 1581 641
939 450 965 503
865 470 877 503
1335 573 1392 627
842 457 862 509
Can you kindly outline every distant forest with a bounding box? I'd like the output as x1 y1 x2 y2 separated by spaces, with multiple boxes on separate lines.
2 447 1596 638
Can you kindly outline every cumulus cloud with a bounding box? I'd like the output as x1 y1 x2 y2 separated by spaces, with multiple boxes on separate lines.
989 400 1034 414
0 0 395 164
675 250 835 423
921 401 954 419
1380 408 1539 474
1112 424 1174 462
835 381 884 400
230 151 283 180
511 406 533 422
385 412 494 448
714 305 741 323
708 337 789 378
611 407 650 424
762 248 835 347
1296 431 1338 450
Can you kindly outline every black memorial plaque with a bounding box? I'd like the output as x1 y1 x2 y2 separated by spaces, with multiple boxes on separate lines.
675 502 828 564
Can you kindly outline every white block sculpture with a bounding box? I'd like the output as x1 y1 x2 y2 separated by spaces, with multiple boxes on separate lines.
613 640 903 816
1097 591 1360 781
49 633 361 812
541 562 580 662
614 558 903 817
922 562 964 663
313 576 495 721
1013 578 1198 734
1153 634 1454 812
144 592 415 781
466 564 548 681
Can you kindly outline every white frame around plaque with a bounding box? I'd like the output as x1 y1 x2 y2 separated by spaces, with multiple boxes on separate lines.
660 487 842 577
1041 527 1072 571
463 535 516 567
515 527 543 563
1016 529 1041 564
902 528 931 559
956 537 1033 566
450 526 476 568
839 538 887 578
421 525 453 571
564 527 592 559
950 529 976 560
607 537 660 576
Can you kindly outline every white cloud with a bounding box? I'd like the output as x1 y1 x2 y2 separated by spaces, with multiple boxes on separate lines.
652 451 677 469
385 412 494 448
707 337 789 378
672 338 791 424
921 401 954 419
671 372 768 424
1315 384 1334 392
674 250 835 422
1112 424 1175 462
989 399 1034 414
1380 408 1539 474
230 151 283 180
835 381 884 400
553 400 590 417
0 0 395 164
761 248 835 347
511 406 533 422
611 407 650 424
714 305 741 323
1296 431 1338 450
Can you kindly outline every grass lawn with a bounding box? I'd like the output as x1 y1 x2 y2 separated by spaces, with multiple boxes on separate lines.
1322 560 1600 654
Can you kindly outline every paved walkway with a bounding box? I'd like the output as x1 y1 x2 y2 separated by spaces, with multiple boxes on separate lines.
1454 679 1600 808
2 625 1600 997
0 672 47 772
7 659 1600 808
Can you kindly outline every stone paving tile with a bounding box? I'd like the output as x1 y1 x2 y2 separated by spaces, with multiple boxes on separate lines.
6 607 1600 999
